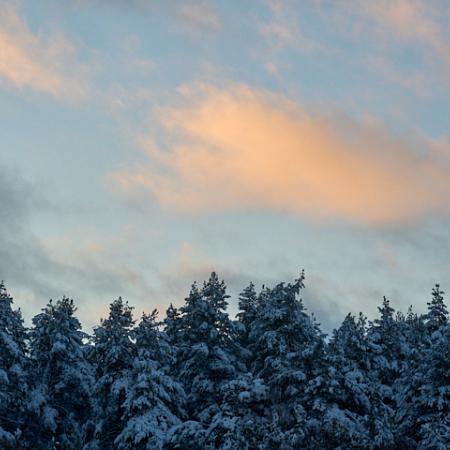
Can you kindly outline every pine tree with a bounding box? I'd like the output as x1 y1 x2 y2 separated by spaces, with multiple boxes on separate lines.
389 309 424 449
414 322 450 449
366 297 416 449
426 284 448 333
163 303 184 375
167 273 243 449
180 274 236 416
248 272 325 448
115 311 186 450
236 283 258 347
3 272 450 448
308 313 371 449
210 373 268 450
25 298 94 450
0 282 28 449
86 297 135 450
407 286 450 449
234 283 259 373
164 304 183 347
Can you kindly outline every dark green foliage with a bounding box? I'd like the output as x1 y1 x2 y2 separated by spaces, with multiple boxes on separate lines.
0 282 28 449
25 297 94 450
86 297 136 450
0 273 449 448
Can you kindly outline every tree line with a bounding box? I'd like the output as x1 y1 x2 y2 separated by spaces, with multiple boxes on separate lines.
0 271 449 449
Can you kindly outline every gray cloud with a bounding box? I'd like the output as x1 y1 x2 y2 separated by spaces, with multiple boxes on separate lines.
0 165 153 329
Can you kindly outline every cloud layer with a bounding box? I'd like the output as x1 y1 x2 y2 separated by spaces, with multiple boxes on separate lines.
0 4 88 100
113 83 450 225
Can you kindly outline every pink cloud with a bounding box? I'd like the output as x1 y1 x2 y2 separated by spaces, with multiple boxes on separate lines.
0 5 90 100
112 83 450 225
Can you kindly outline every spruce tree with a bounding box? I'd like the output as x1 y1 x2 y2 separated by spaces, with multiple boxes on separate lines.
210 373 268 450
236 283 258 348
0 282 28 449
426 284 448 333
248 272 325 448
366 297 415 448
3 271 450 448
415 322 450 448
388 311 421 449
409 286 450 449
308 313 371 449
25 298 94 450
167 273 242 449
86 298 135 450
115 311 186 450
164 304 183 347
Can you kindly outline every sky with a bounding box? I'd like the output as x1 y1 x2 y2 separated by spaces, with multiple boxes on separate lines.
0 0 449 332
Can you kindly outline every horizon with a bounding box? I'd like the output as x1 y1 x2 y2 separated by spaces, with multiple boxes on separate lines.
0 272 446 335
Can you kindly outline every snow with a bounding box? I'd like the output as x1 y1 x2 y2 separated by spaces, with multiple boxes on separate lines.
0 275 449 448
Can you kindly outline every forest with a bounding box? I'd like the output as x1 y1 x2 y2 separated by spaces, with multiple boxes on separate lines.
0 271 449 449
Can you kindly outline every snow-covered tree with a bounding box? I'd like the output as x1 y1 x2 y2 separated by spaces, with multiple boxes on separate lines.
403 286 450 449
414 321 450 449
365 297 419 448
115 311 186 450
307 313 371 449
1 273 449 449
180 274 236 414
426 284 448 333
234 282 259 373
25 298 94 450
163 304 183 347
86 297 135 450
236 283 258 347
210 373 269 450
248 272 325 448
0 282 28 449
168 273 243 448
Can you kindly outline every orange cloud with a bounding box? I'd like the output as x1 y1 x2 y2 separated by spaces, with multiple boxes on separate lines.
0 6 89 100
112 83 450 225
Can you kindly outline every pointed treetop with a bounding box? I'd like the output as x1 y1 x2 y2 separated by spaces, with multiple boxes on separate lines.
135 309 160 350
166 302 177 315
378 296 395 324
0 280 11 300
139 308 159 327
295 269 306 290
240 281 256 297
238 282 257 306
426 284 448 331
203 271 229 297
99 296 135 329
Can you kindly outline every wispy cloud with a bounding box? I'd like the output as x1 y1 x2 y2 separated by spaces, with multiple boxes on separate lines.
0 164 156 328
260 0 323 53
257 0 449 90
112 83 450 225
361 0 450 65
0 4 90 100
321 0 450 90
176 2 222 33
71 0 222 33
257 0 326 75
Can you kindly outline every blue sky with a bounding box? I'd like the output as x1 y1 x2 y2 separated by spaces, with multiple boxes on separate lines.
1 0 449 331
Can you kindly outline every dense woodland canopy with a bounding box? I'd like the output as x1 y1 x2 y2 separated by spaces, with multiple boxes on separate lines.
0 272 450 449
